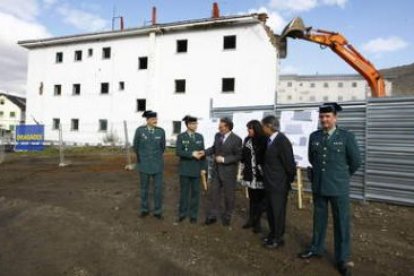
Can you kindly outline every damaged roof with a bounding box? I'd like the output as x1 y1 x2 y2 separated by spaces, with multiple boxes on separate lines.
18 14 268 49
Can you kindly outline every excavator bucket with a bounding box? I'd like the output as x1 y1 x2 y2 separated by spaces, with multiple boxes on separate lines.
281 17 307 39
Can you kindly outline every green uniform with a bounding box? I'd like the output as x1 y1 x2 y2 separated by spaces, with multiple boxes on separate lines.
308 127 361 264
133 125 166 215
176 131 207 220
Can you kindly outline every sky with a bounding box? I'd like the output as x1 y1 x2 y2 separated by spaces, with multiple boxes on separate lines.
0 0 413 95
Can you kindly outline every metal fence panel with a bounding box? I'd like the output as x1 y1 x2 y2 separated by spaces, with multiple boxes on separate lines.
365 97 414 205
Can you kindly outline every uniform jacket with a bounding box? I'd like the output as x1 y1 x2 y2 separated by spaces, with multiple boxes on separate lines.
176 131 208 177
263 132 296 193
205 132 242 182
133 126 166 174
308 127 361 196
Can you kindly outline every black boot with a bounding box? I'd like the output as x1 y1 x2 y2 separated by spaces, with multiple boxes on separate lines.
243 198 254 229
251 203 263 233
337 261 353 276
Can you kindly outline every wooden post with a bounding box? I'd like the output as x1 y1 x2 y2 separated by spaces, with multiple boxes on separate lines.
297 167 303 209
201 171 208 191
123 120 134 170
237 163 243 182
58 123 67 167
245 187 249 199
236 163 248 198
0 137 5 164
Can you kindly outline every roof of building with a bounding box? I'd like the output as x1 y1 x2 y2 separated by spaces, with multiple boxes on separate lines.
0 92 26 111
18 13 267 49
280 73 396 82
280 74 364 81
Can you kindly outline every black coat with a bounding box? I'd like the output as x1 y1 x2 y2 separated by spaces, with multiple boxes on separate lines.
241 136 267 182
263 132 296 193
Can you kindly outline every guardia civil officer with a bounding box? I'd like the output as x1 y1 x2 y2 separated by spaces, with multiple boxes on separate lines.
133 110 166 219
298 103 361 276
175 115 207 223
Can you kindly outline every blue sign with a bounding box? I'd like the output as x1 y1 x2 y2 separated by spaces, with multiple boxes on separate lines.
15 125 45 151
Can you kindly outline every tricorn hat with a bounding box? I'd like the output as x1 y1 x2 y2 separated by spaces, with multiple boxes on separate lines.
142 110 157 119
319 102 342 114
182 115 198 123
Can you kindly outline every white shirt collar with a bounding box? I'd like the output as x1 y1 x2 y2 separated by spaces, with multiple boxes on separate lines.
222 131 231 142
324 126 337 137
269 132 278 143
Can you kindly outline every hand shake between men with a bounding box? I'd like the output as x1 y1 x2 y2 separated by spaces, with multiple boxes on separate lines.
192 150 225 164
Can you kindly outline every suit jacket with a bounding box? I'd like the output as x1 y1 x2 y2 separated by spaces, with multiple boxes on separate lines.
263 132 296 193
205 132 242 182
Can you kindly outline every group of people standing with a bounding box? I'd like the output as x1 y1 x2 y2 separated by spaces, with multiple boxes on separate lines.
133 102 360 276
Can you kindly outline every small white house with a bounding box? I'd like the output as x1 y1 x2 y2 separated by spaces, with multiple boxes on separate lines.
0 92 26 134
19 11 281 146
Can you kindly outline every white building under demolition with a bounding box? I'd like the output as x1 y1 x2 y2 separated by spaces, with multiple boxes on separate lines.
18 8 281 145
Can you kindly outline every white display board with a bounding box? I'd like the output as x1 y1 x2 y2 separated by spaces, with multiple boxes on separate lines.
232 111 264 140
197 118 220 148
280 110 319 168
197 111 264 148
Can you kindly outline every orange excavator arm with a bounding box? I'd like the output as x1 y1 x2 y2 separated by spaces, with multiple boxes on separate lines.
280 17 386 97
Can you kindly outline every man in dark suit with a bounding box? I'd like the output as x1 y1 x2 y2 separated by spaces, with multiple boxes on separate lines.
261 115 296 249
203 117 242 226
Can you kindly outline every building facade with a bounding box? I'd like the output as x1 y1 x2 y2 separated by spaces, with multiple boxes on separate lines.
277 74 392 104
0 92 26 134
19 13 279 145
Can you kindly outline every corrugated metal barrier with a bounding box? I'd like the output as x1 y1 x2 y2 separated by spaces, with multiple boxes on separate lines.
365 97 414 205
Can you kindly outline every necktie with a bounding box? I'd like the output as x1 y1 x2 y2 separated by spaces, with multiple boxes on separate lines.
267 137 272 147
323 132 329 144
219 134 225 145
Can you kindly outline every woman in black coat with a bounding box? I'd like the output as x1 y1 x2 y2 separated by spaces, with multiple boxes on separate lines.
240 120 268 233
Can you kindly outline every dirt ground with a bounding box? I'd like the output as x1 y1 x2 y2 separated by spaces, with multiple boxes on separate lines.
0 151 413 276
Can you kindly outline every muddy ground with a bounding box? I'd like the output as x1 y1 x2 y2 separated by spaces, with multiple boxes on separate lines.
0 151 413 276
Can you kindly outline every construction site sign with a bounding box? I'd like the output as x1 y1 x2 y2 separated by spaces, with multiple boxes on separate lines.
15 125 45 151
